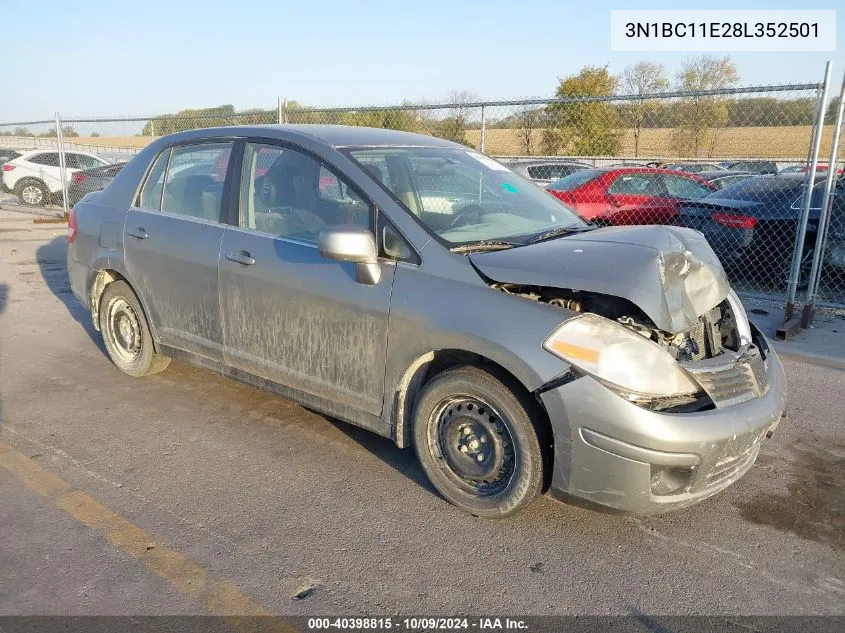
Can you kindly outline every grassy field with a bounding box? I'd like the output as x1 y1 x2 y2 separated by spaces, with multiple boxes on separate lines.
8 124 839 160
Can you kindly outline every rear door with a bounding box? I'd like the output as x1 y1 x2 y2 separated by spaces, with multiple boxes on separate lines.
604 172 673 225
123 140 235 360
218 140 394 417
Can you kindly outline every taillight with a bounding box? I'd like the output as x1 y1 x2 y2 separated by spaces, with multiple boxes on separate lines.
2 164 15 171
711 212 757 229
68 209 78 243
72 173 85 184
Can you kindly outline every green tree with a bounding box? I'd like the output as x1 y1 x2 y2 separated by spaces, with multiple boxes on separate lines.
669 55 739 157
544 65 621 156
618 62 669 157
142 104 236 136
14 127 34 137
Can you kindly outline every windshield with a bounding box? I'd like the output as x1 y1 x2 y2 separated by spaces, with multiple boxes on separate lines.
547 168 602 191
345 147 586 246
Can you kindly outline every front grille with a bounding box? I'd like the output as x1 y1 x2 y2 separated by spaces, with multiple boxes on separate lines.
687 320 707 361
683 346 769 408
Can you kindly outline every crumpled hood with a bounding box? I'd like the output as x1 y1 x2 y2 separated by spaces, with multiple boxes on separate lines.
469 225 729 334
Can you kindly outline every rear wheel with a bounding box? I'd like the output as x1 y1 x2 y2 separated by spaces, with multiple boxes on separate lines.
15 180 48 207
412 366 544 518
99 281 170 377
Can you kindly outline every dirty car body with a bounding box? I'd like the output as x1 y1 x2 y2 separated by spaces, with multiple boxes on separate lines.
67 125 786 517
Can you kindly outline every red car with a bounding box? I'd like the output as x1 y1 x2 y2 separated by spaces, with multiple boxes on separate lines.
546 167 717 225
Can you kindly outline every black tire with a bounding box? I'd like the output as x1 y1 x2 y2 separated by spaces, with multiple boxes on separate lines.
15 179 49 207
99 281 170 377
412 366 544 518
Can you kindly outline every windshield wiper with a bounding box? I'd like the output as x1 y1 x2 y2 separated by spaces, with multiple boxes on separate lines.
450 240 517 253
527 226 591 244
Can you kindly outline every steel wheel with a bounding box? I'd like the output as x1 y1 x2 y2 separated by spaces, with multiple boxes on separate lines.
105 297 143 364
430 395 517 497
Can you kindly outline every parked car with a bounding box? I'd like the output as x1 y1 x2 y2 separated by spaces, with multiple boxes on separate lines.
778 163 843 176
545 167 717 225
2 149 109 206
678 174 844 286
695 170 754 190
68 125 785 517
661 162 727 173
0 148 21 167
66 162 127 206
503 160 591 186
721 160 779 175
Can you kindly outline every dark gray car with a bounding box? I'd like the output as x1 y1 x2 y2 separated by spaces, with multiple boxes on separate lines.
67 125 786 517
67 162 126 206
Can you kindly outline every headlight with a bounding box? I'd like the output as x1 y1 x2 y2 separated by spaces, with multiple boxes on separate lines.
726 289 752 347
543 313 699 397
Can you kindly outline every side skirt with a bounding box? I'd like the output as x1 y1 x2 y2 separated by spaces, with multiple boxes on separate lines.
158 345 390 439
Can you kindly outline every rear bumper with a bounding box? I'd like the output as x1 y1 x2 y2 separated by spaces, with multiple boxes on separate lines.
541 324 786 514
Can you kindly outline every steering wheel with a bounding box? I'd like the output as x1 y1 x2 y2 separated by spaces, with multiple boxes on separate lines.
449 204 484 228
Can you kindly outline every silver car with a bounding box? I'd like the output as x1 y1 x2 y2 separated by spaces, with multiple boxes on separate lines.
503 159 591 187
67 126 786 517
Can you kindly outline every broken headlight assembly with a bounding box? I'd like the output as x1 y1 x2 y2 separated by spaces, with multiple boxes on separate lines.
543 313 702 408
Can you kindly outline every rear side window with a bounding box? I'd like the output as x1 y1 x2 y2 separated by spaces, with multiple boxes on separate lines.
137 149 171 210
161 143 233 221
663 174 713 200
28 153 60 167
75 154 103 170
608 173 664 196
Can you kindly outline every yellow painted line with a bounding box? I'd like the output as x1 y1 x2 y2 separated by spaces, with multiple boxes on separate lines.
0 441 296 633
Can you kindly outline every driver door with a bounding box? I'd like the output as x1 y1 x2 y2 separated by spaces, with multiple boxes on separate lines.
218 140 395 417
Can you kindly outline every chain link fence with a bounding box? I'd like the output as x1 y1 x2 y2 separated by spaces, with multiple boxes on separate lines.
1 81 843 309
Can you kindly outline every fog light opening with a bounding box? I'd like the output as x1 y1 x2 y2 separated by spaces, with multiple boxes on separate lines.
650 464 695 496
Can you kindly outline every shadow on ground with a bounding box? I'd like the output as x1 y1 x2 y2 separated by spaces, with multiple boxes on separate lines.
735 439 845 552
36 236 106 355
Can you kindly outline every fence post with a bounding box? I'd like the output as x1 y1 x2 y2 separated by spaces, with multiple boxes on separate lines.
802 70 845 326
479 105 486 153
277 97 282 125
784 61 832 324
282 98 288 125
150 120 154 140
55 112 70 220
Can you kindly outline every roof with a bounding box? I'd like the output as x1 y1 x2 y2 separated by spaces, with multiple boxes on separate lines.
156 124 464 149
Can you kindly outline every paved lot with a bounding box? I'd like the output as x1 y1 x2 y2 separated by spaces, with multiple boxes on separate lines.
0 210 843 617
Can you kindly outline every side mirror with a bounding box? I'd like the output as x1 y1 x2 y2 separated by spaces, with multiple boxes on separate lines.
318 225 381 285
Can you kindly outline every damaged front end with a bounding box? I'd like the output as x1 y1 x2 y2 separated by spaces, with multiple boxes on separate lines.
470 226 766 412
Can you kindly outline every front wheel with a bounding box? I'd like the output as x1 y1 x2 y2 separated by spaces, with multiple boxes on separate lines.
99 281 170 377
412 366 544 518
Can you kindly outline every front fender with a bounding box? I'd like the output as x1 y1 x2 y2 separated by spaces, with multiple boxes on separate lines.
383 264 571 445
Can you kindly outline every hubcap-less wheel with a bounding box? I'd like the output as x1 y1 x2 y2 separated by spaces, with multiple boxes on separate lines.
430 396 516 496
21 185 44 205
106 297 142 363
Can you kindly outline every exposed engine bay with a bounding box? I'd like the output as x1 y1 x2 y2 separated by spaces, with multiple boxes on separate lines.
490 283 743 363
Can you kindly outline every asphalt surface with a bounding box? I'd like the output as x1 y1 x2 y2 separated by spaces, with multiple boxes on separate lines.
0 211 843 617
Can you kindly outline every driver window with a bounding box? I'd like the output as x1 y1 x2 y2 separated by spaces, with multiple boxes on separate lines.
239 142 372 243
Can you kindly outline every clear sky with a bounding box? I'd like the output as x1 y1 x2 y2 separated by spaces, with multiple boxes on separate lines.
2 0 842 122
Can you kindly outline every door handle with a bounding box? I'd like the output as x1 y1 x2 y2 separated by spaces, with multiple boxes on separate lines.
127 227 148 239
225 251 256 266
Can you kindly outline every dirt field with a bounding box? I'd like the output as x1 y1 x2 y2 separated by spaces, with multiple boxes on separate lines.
2 124 838 160
469 125 839 158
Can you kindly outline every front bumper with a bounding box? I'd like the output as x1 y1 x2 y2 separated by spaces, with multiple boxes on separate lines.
540 325 786 514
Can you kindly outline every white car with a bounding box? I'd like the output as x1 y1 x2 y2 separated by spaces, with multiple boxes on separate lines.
1 150 109 206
